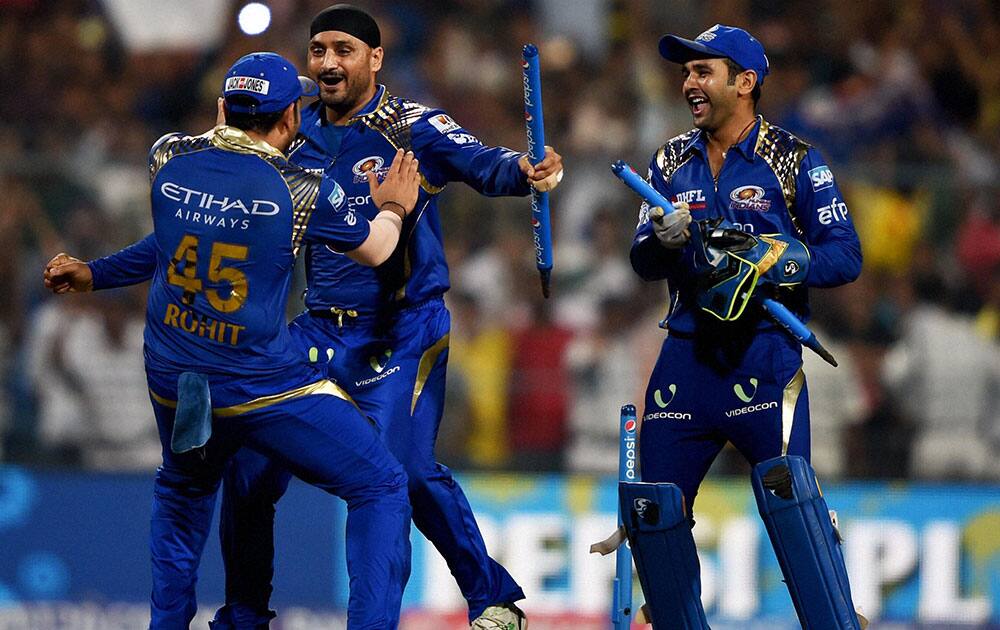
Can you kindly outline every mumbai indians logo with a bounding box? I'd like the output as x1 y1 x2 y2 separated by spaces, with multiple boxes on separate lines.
733 377 758 403
696 25 721 42
352 156 387 183
729 185 771 212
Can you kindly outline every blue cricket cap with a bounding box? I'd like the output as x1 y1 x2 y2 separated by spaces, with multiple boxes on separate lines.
223 52 319 114
659 24 770 85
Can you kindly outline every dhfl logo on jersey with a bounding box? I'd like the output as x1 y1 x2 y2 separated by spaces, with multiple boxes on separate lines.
674 189 706 210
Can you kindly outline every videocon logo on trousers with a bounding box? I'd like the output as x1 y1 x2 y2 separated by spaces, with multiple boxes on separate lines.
734 377 758 403
728 378 777 417
645 384 691 420
356 350 399 387
369 349 392 373
654 384 677 408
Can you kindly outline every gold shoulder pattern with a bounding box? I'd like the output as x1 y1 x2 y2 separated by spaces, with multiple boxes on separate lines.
654 129 699 184
148 132 215 182
268 158 323 254
354 93 443 194
754 120 811 227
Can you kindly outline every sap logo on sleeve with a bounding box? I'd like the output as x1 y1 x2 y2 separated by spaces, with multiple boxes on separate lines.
428 114 461 134
817 197 850 225
328 182 346 210
808 165 835 191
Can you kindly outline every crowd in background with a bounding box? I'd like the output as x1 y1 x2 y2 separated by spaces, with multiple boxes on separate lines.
1 0 998 481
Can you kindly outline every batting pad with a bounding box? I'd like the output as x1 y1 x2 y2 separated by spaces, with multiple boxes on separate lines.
752 456 862 629
619 482 709 629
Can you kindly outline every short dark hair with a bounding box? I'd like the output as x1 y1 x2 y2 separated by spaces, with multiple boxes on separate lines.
725 58 761 106
223 96 289 133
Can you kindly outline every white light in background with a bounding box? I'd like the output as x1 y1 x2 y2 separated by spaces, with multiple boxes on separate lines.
238 2 271 36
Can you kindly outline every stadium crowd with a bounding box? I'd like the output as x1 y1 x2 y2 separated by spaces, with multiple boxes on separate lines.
1 0 998 481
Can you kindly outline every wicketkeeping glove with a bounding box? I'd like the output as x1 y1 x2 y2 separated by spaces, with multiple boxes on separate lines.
651 202 692 249
692 218 811 322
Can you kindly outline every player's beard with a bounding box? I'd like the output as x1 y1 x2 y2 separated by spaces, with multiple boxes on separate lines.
692 96 731 134
318 72 372 114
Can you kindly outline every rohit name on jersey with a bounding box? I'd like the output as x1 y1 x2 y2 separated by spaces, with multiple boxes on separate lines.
162 303 246 346
161 181 281 231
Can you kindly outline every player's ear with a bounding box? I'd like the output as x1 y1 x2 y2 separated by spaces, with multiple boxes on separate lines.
370 46 383 73
739 70 758 98
280 101 300 135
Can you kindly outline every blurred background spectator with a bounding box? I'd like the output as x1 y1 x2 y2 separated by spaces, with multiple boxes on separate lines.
3 0 999 483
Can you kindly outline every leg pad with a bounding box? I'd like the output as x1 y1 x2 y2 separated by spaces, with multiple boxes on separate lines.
752 456 862 630
619 482 709 629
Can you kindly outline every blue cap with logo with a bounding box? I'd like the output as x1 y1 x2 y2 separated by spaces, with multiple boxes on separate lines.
659 24 770 85
223 52 319 114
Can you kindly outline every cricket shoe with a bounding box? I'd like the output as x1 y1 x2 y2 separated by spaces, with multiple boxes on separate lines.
470 602 527 630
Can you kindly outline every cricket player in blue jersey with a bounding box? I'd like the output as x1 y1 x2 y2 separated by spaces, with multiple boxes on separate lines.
228 7 561 627
620 26 868 628
45 52 423 629
45 5 563 629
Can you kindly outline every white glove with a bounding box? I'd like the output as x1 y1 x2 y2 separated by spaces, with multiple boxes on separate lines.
651 202 692 249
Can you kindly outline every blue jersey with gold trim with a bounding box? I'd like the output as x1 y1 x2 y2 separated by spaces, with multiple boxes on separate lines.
143 126 369 375
289 85 531 314
630 117 862 333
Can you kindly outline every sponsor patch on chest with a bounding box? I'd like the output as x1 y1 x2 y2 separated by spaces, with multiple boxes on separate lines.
674 188 706 209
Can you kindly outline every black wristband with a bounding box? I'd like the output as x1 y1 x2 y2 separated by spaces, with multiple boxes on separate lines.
380 201 407 220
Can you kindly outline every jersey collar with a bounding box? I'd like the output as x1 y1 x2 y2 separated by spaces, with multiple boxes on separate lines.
684 115 764 162
297 85 388 152
209 125 285 160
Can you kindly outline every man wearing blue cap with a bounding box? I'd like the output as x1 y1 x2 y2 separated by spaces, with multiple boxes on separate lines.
45 52 422 629
623 25 867 628
45 5 554 626
219 5 558 629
